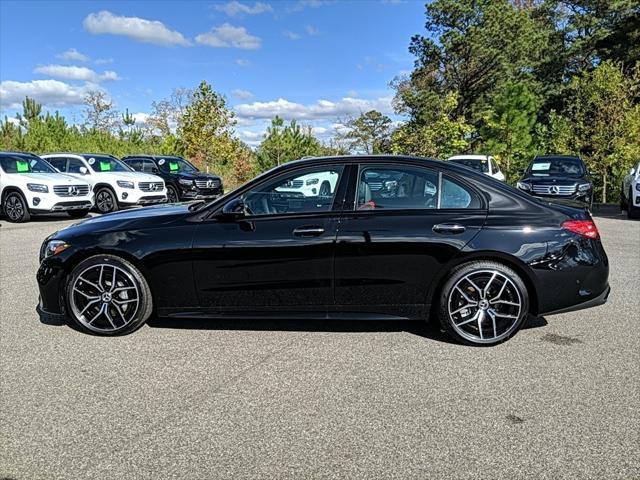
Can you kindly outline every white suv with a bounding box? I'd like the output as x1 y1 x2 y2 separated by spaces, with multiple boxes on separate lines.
621 161 640 219
42 153 167 214
0 151 93 223
447 155 505 181
275 171 339 197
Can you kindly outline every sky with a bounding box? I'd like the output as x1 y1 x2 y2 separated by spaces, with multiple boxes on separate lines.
0 0 426 146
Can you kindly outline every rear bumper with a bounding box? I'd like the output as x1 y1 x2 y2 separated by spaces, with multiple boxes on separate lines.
543 284 610 316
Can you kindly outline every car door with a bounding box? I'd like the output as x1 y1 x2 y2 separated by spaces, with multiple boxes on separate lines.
192 163 348 312
334 162 488 316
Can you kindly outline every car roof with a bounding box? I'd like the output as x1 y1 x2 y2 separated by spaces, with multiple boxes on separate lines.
44 152 118 158
0 151 39 158
448 155 490 161
533 154 581 160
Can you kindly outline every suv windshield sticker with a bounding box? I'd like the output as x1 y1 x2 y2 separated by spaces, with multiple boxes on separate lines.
100 160 111 171
169 161 179 172
532 162 550 171
16 160 29 172
158 159 165 165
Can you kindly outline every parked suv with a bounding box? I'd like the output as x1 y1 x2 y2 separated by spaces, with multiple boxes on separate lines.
121 155 223 203
447 155 505 181
516 155 594 208
0 151 93 222
621 161 640 219
42 153 167 214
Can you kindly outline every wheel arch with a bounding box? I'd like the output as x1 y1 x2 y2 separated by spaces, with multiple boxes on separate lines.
93 182 116 193
426 251 540 320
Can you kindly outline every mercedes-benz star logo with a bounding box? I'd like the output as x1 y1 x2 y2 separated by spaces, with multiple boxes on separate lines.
207 179 214 188
548 185 560 195
68 186 78 196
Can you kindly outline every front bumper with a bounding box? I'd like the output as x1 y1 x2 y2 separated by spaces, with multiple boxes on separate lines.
25 190 94 212
116 187 168 206
525 190 592 205
36 257 67 315
179 187 224 200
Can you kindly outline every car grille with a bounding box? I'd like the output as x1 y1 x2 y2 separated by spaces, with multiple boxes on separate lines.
532 184 576 196
138 181 164 192
195 178 221 189
53 185 90 197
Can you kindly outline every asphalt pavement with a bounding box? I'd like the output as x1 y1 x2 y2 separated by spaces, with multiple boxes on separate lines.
1 210 638 479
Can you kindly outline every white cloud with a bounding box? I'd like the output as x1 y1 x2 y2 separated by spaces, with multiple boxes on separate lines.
83 11 190 46
214 1 273 16
283 30 301 40
0 79 92 109
95 58 114 65
235 96 393 121
132 112 150 124
232 89 254 99
57 48 90 62
305 25 319 36
235 58 251 67
196 23 261 49
33 64 120 83
287 0 332 12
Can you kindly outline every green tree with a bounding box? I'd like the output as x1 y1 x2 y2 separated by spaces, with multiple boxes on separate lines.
257 116 324 171
83 90 119 132
338 110 393 154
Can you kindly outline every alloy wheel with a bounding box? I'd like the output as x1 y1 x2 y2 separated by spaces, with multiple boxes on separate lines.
69 263 140 333
5 194 25 221
96 190 114 213
447 269 523 344
167 186 178 203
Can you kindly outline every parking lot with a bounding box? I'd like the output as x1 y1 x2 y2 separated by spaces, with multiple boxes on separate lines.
0 210 638 479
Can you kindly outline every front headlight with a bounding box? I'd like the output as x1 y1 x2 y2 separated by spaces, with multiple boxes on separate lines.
44 240 70 258
179 179 193 186
517 181 531 191
306 178 319 186
27 183 49 193
578 183 591 192
117 180 134 189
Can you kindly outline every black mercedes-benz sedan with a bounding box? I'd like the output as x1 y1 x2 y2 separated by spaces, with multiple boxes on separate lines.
37 155 610 345
516 155 594 208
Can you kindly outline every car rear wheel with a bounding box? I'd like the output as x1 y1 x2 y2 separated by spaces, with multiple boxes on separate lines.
67 209 90 219
95 187 118 214
167 185 179 203
3 191 31 223
66 255 153 335
628 188 640 219
438 261 529 346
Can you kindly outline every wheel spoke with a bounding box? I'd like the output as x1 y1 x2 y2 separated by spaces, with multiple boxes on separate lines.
110 266 117 292
78 276 103 293
464 276 483 297
88 303 106 325
450 303 478 316
488 310 498 338
477 310 485 340
483 272 497 297
455 311 480 327
104 309 117 329
490 300 520 307
79 298 101 317
455 286 475 304
73 287 100 300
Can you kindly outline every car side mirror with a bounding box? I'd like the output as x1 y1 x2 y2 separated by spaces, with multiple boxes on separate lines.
220 198 247 220
79 166 88 175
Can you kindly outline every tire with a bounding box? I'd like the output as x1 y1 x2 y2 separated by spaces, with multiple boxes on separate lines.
166 185 179 203
628 188 640 219
95 187 119 214
3 191 31 223
319 181 331 196
66 254 153 335
438 260 529 346
620 186 628 211
67 209 90 219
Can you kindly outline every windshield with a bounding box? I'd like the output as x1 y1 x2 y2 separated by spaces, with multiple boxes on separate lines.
529 157 585 178
87 155 132 173
157 157 198 174
0 154 57 174
449 158 489 173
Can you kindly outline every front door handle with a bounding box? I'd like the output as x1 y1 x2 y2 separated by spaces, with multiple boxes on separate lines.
433 223 466 234
293 226 325 237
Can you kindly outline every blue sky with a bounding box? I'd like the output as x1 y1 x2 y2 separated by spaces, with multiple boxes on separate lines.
0 0 425 145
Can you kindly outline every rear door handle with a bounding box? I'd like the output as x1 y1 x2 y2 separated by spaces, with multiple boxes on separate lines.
433 223 466 234
293 226 325 237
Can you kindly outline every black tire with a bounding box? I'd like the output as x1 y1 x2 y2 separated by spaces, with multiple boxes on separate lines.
67 209 91 219
166 185 179 203
95 187 119 214
319 181 331 196
438 260 529 346
620 185 628 211
3 191 31 223
66 254 153 335
628 188 640 219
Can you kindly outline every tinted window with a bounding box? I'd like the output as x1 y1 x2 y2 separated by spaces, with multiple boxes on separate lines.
157 157 197 173
244 165 344 216
142 160 157 173
67 158 86 173
441 176 480 208
529 157 584 178
449 158 489 173
47 157 67 172
125 159 142 171
357 165 439 210
86 155 131 173
0 155 56 173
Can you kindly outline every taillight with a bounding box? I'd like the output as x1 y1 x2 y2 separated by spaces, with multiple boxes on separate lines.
562 219 599 239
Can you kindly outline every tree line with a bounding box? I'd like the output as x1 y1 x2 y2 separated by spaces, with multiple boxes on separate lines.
1 0 638 200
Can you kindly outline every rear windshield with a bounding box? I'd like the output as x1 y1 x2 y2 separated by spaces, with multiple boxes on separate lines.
529 157 584 178
87 155 132 173
0 155 56 174
449 158 489 173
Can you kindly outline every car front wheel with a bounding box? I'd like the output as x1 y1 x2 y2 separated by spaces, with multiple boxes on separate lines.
167 185 179 203
438 261 529 346
66 255 153 335
95 187 118 214
3 191 31 223
628 188 640 219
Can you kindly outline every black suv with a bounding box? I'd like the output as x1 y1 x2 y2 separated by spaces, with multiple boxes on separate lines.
516 155 594 208
122 155 223 203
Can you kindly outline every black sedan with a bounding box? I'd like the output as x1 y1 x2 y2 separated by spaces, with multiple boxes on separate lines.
37 156 610 346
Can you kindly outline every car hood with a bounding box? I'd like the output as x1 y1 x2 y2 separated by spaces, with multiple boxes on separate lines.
173 172 221 182
521 175 587 185
12 172 89 185
94 171 164 183
54 203 192 239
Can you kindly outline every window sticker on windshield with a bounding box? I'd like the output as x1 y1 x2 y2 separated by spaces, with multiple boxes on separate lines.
88 157 96 165
100 161 111 171
169 161 179 172
158 159 165 165
16 160 29 172
532 162 550 171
